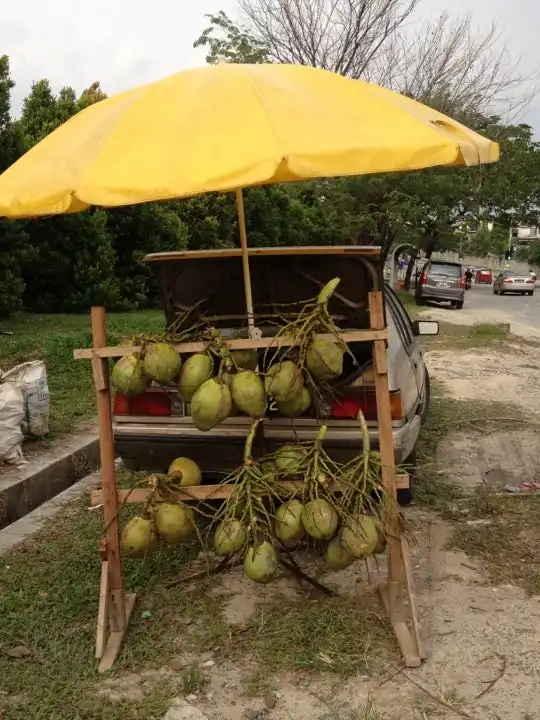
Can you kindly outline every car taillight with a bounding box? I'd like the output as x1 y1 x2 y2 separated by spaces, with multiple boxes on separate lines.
503 278 513 284
113 389 171 416
526 278 535 284
460 275 466 288
331 391 404 421
419 271 427 285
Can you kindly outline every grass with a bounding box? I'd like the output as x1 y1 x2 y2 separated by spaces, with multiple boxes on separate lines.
0 310 164 441
421 321 512 351
0 494 398 720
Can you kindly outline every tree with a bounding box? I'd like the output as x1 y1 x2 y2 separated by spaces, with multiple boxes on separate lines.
0 55 30 316
198 3 534 120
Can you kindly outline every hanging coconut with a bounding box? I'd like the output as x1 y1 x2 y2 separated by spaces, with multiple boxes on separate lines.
373 520 387 555
214 519 247 556
143 342 182 383
306 338 344 381
231 370 267 417
324 535 354 570
154 502 195 544
277 386 311 418
111 355 151 397
231 349 258 371
243 541 279 584
274 444 307 475
121 516 157 558
191 378 232 431
177 353 214 402
264 361 304 402
168 457 202 487
275 499 305 545
340 514 378 558
302 498 338 540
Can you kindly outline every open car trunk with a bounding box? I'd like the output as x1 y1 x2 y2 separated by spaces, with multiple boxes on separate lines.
146 246 383 335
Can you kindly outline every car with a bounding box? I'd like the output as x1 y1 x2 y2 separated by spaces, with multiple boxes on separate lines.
475 268 493 284
415 260 465 309
113 246 439 505
493 269 535 296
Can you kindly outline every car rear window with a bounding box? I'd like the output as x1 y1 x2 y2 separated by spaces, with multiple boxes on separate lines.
429 263 462 276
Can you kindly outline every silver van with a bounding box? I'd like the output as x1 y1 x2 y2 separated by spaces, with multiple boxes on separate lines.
415 260 465 308
113 246 438 504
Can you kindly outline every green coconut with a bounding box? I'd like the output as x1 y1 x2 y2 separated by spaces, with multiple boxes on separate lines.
302 498 339 540
277 386 311 418
111 355 151 397
154 502 195 544
373 521 387 555
214 519 247 556
121 516 157 558
306 338 344 381
275 499 305 544
243 541 279 584
177 353 214 402
264 361 304 402
274 444 308 475
168 457 202 487
191 378 232 431
143 342 182 383
324 535 354 570
340 514 379 558
231 349 258 371
231 370 267 417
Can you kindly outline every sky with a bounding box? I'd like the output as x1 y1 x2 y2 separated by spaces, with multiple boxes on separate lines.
2 0 539 131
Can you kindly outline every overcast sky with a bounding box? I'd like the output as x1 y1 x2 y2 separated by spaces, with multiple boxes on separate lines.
2 0 538 131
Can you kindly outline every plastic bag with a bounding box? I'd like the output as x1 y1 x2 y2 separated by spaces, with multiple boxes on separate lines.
0 361 50 437
0 382 25 464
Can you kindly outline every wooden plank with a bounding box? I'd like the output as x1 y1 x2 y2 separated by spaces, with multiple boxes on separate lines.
379 583 421 668
143 245 382 263
95 561 110 659
73 329 388 360
401 535 427 659
98 593 136 673
90 474 410 507
91 307 126 633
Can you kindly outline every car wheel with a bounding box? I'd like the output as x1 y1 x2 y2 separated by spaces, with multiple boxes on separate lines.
415 297 426 306
455 301 464 309
528 291 534 296
398 449 416 506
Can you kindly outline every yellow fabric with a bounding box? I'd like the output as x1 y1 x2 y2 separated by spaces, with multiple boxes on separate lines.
0 63 499 218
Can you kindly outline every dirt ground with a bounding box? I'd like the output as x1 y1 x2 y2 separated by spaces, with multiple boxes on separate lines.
103 307 540 720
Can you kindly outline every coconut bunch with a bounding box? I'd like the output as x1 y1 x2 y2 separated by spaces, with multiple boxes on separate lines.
111 340 183 397
261 424 390 573
120 457 203 558
261 278 351 418
205 419 284 584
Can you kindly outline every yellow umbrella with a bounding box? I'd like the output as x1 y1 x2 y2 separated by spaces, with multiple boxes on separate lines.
0 62 499 326
0 62 498 217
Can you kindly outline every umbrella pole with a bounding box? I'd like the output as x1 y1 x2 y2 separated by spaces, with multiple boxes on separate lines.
235 189 255 336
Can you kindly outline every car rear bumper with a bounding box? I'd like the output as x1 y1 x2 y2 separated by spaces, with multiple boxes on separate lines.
417 288 464 302
113 415 422 472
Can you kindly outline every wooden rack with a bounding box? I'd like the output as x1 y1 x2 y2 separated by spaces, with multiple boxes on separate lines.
75 290 426 672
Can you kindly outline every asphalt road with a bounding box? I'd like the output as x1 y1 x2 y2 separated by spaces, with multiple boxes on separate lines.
464 282 540 331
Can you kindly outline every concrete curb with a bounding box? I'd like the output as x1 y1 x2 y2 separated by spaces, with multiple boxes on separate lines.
0 431 99 530
0 467 102 555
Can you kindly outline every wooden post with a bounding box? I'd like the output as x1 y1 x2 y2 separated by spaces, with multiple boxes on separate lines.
368 291 423 667
91 306 136 672
235 189 256 336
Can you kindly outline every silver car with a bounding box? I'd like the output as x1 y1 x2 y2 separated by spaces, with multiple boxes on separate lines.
415 260 465 309
113 247 438 504
493 270 535 296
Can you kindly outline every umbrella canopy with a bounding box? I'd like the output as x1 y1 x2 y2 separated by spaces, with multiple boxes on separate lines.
0 63 498 218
